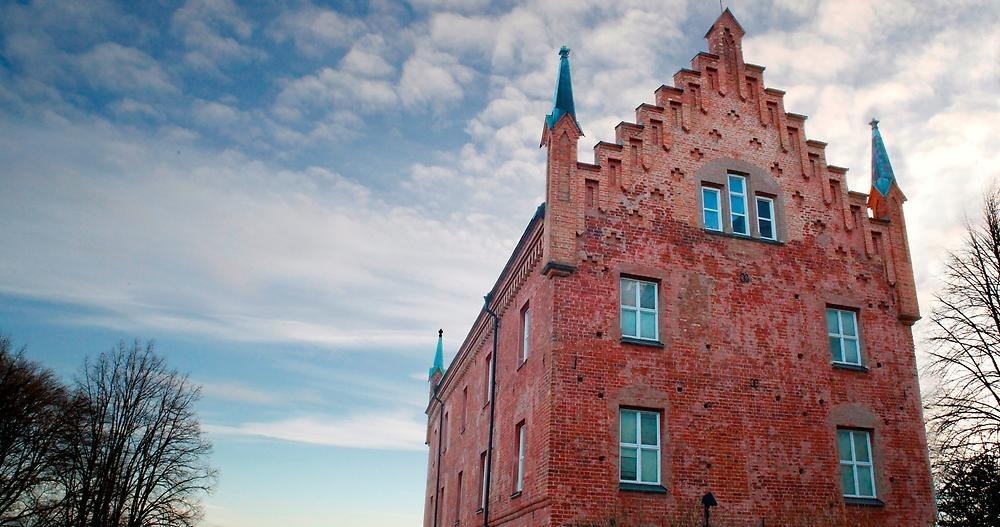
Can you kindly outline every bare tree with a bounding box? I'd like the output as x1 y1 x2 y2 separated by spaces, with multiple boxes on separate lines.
0 335 68 525
925 188 1000 455
55 341 216 527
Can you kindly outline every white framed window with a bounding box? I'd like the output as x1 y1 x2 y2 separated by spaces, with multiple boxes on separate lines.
479 451 488 509
619 409 660 484
484 354 493 403
514 422 526 492
519 304 530 364
827 308 861 365
702 186 722 231
756 196 776 240
728 173 749 235
838 429 876 498
620 278 658 341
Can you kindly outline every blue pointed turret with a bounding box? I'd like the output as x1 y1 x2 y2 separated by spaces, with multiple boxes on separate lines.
544 46 580 131
428 329 445 380
869 119 897 197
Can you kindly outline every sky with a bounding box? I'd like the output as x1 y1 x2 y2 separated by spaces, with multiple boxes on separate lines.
0 0 997 526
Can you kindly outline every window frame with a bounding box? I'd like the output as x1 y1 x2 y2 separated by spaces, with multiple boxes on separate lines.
618 408 661 485
756 195 776 241
514 422 526 493
827 308 862 366
484 354 493 405
837 428 877 499
478 451 488 510
702 186 723 232
519 303 530 365
727 173 750 236
619 277 659 342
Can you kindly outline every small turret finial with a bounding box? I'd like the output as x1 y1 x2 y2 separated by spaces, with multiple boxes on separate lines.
869 118 880 129
428 329 445 381
559 45 570 58
544 45 581 132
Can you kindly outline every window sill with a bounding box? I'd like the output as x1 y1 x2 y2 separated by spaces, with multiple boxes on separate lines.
619 482 667 494
621 337 664 348
844 497 884 507
475 508 483 515
705 229 784 245
832 362 869 372
510 490 522 499
516 358 528 372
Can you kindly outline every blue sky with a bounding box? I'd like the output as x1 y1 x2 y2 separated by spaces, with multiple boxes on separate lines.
0 0 997 526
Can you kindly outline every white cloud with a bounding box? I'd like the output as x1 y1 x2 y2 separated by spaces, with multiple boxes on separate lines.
172 0 262 73
398 47 475 110
78 43 176 93
205 411 425 450
267 2 365 56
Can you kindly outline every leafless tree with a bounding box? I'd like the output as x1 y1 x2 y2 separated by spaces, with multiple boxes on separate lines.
0 336 69 525
925 188 1000 457
53 341 216 527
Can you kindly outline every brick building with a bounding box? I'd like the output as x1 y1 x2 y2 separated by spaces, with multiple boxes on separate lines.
423 10 934 527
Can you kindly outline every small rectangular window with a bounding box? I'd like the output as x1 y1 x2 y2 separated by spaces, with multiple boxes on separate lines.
838 429 876 498
515 422 526 492
620 278 658 341
827 308 861 365
756 196 776 240
619 409 660 484
479 451 488 510
728 174 749 235
455 471 463 522
702 187 722 232
519 304 530 364
484 354 493 403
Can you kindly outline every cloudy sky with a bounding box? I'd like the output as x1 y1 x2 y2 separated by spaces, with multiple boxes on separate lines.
0 0 997 525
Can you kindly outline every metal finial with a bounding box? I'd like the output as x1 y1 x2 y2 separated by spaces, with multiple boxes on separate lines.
869 118 879 129
559 45 570 58
438 328 443 338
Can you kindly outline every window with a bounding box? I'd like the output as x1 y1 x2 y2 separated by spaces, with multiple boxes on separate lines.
484 354 493 403
620 278 658 341
838 429 876 498
756 196 776 240
827 308 861 365
514 422 526 493
620 409 660 484
479 451 488 510
455 471 463 523
443 412 449 451
461 387 468 433
702 187 722 231
519 304 530 364
728 173 749 235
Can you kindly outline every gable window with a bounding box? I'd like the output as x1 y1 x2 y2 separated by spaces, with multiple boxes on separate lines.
827 308 861 366
728 173 749 235
620 278 658 341
478 451 487 510
619 409 660 484
838 429 876 499
484 354 493 403
514 422 526 493
756 196 776 240
702 187 722 231
519 304 530 364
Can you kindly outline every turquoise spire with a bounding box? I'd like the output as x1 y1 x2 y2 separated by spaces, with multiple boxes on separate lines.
544 46 579 130
428 329 444 380
870 119 896 197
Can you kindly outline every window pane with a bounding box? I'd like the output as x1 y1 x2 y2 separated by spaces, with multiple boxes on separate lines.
756 198 772 220
857 465 875 497
728 175 745 193
621 309 637 338
853 432 870 462
731 196 746 215
702 188 718 209
732 215 747 234
621 279 636 307
620 410 637 443
844 338 860 364
620 447 637 481
640 413 657 446
837 430 853 461
759 219 773 240
639 312 656 340
841 311 857 337
829 336 843 362
639 283 656 309
840 464 856 496
705 211 721 231
826 309 839 335
640 450 658 483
